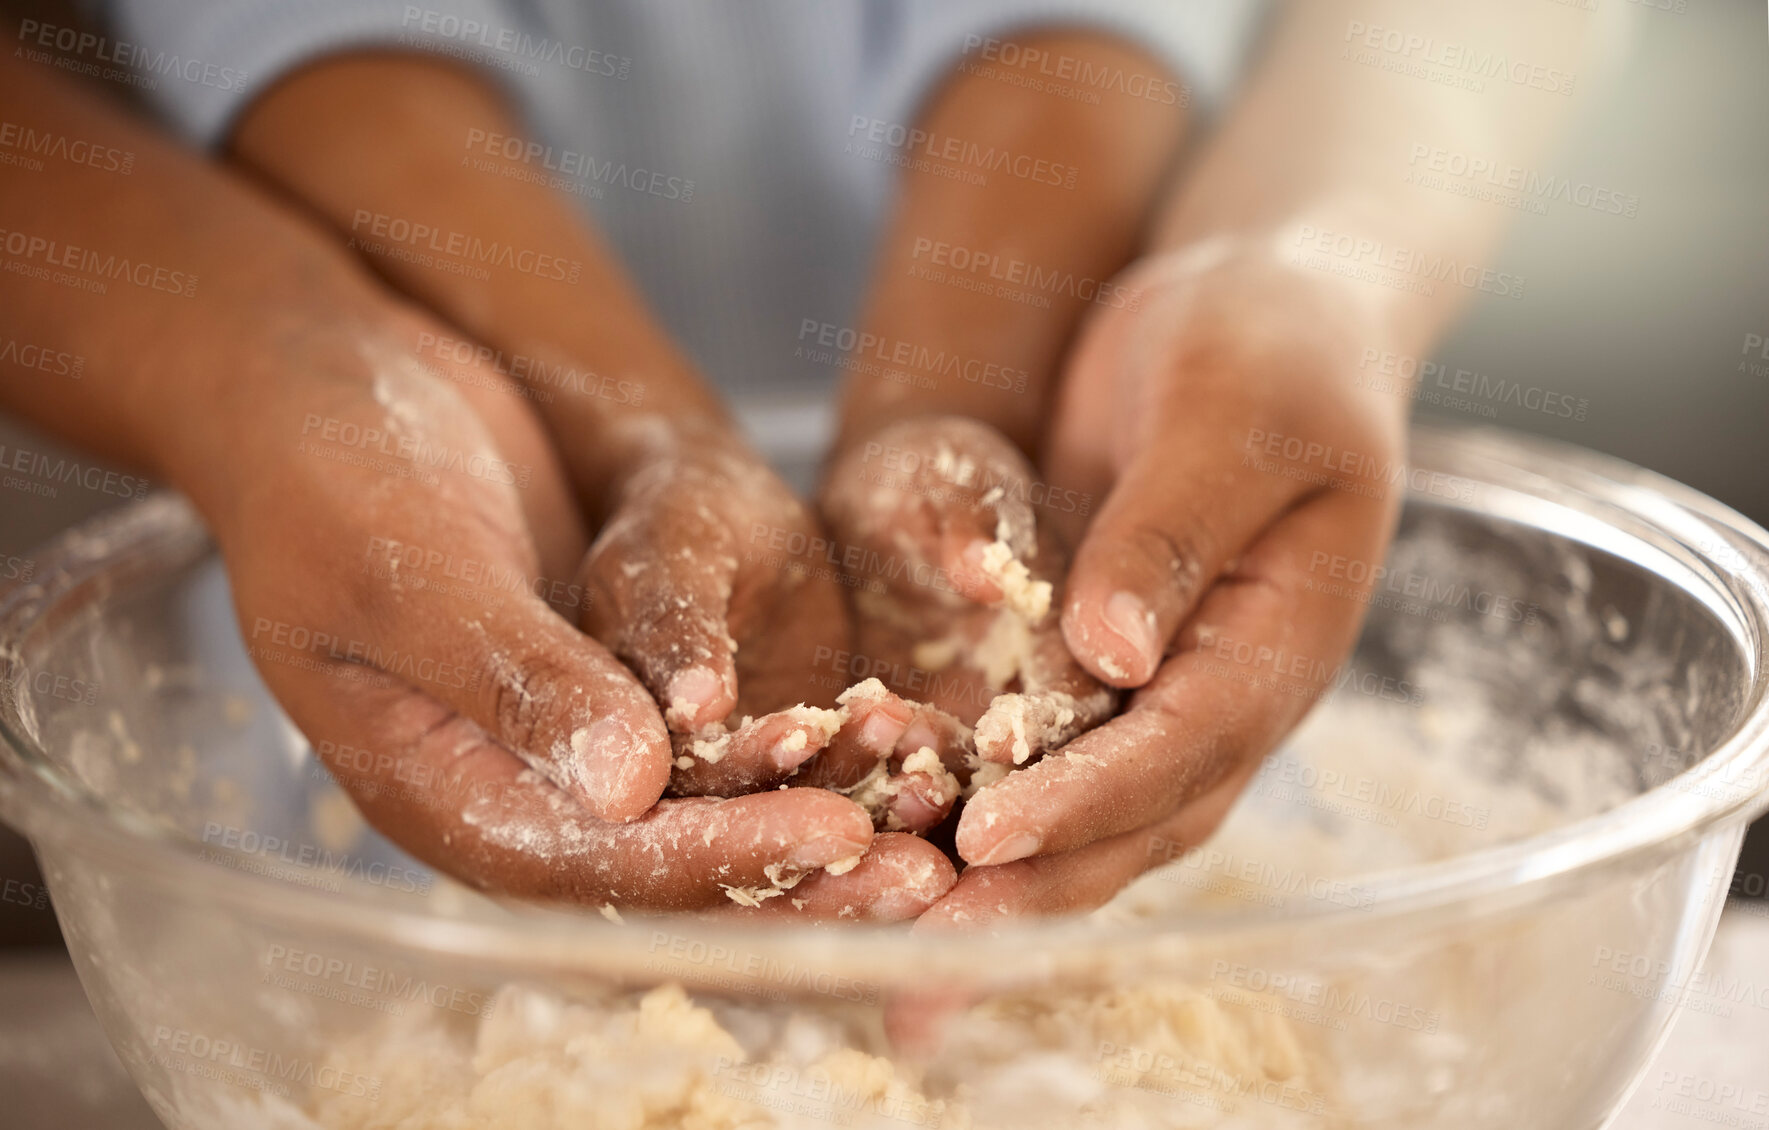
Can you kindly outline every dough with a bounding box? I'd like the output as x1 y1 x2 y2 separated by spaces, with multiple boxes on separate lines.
977 539 1052 624
974 691 1095 766
684 706 846 766
211 691 1643 1130
297 983 966 1130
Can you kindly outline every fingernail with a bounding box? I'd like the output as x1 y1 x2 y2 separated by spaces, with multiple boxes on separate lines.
956 538 999 600
788 835 871 870
973 832 1042 867
869 888 932 922
860 708 910 754
570 718 647 821
769 728 820 772
569 718 623 771
889 790 946 834
898 718 941 757
1102 590 1159 683
665 666 723 731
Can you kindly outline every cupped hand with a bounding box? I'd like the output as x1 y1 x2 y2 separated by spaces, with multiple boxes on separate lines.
814 416 1117 839
572 419 923 800
205 313 952 918
929 242 1411 921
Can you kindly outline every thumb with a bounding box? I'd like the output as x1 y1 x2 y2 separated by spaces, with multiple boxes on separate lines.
242 532 672 825
1059 423 1302 687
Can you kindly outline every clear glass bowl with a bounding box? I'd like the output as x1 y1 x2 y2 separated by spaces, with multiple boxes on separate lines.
2 424 1768 1130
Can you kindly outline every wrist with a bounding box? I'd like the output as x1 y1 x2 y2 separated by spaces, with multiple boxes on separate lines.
153 285 425 530
1078 239 1415 451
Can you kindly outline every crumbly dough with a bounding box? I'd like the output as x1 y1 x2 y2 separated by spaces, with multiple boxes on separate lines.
292 982 966 1130
977 539 1052 624
833 678 893 713
684 705 846 766
843 757 904 829
975 692 1071 765
824 854 863 876
968 605 1038 692
210 683 1646 1130
898 746 959 807
722 861 814 908
282 976 1319 1130
961 756 1011 798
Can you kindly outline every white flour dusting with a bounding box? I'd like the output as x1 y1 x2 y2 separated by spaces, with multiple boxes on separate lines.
194 672 1650 1130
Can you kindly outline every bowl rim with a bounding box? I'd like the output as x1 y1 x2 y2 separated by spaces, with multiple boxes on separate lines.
2 423 1768 973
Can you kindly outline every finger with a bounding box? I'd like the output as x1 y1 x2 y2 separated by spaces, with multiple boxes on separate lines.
870 703 974 832
794 679 917 791
876 783 1243 1058
432 587 673 823
940 481 1041 615
883 985 969 1060
923 769 1251 928
723 544 854 717
973 687 1113 767
1055 407 1313 688
271 504 673 825
271 663 876 908
812 750 956 838
958 487 1392 866
703 834 957 923
822 416 1048 612
898 703 975 784
579 461 740 733
668 703 846 797
874 744 963 834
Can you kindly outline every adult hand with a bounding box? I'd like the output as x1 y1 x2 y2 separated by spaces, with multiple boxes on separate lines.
206 312 943 914
929 243 1409 922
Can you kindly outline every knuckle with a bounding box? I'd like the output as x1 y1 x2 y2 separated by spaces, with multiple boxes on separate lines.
1120 520 1211 604
334 551 402 637
486 648 575 758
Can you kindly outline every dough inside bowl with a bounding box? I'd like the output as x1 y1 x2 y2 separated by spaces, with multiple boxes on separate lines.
32 496 1743 1130
192 681 1641 1130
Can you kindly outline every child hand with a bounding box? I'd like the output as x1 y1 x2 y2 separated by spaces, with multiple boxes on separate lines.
815 416 1117 840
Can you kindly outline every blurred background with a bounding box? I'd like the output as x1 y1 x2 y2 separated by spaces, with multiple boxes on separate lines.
0 0 1765 1122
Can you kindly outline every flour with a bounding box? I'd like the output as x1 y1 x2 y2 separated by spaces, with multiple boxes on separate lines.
228 641 1652 1130
977 540 1052 625
842 757 907 829
722 857 822 907
898 747 959 807
682 705 846 767
973 691 1104 766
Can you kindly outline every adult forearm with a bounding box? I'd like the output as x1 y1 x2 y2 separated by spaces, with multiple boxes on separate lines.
227 52 730 500
1154 0 1602 353
0 52 397 511
836 31 1191 456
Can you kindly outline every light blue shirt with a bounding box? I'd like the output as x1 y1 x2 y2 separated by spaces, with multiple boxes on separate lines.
89 0 1267 398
